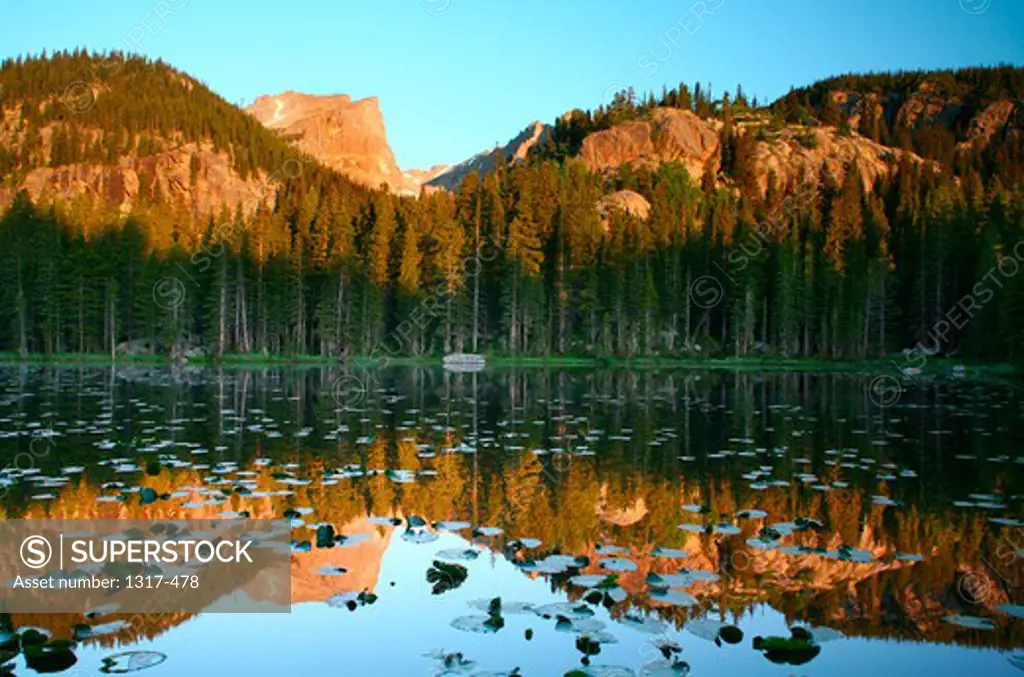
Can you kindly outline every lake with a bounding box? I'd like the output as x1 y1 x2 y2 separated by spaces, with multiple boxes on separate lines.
0 363 1021 676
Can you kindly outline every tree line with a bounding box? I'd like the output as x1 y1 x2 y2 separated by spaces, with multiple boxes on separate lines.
1 154 1021 363
0 53 1022 363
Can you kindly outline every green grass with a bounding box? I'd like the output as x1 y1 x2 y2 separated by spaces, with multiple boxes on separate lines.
0 351 1015 375
0 351 167 364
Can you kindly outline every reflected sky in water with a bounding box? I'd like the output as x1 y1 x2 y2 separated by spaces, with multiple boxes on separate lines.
0 364 1022 675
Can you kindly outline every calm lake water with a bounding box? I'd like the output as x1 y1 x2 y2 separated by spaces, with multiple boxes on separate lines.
0 364 1022 676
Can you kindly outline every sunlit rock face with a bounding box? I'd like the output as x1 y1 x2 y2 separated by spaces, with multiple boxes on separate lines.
577 106 933 195
247 91 410 192
288 516 393 604
596 189 651 231
0 122 279 220
580 108 721 181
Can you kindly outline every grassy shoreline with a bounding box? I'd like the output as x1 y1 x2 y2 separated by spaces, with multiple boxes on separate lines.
0 351 1015 374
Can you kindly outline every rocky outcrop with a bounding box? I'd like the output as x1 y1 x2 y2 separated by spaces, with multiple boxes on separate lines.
580 108 721 181
790 74 1021 158
247 91 408 192
894 80 964 130
596 189 651 230
959 100 1017 150
426 121 551 191
828 90 885 131
579 107 930 195
0 128 277 218
749 125 926 194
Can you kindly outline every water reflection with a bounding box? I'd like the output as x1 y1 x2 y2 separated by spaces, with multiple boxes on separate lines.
0 364 1022 675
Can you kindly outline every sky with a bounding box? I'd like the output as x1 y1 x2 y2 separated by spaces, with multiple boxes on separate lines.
1 0 1022 170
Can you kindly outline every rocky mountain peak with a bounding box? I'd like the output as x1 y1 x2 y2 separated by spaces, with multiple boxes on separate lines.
424 120 552 191
246 90 407 192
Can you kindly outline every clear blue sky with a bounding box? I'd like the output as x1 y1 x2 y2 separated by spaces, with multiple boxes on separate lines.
2 0 1022 170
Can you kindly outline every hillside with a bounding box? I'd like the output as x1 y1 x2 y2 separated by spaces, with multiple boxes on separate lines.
533 68 1022 190
0 50 356 221
771 66 1023 182
0 53 1021 367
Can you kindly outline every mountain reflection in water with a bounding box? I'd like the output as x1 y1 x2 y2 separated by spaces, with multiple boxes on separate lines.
0 364 1021 676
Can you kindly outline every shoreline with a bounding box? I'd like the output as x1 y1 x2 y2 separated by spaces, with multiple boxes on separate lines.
0 352 1015 374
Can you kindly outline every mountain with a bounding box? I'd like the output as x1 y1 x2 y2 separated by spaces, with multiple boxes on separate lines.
402 163 450 190
0 51 323 221
425 120 550 190
245 90 415 193
0 53 1022 365
242 89 551 194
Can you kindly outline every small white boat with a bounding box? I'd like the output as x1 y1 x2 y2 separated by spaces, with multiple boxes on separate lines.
443 353 486 373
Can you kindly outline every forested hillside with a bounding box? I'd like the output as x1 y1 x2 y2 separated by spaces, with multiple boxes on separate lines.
771 66 1023 184
0 49 295 180
0 53 1022 363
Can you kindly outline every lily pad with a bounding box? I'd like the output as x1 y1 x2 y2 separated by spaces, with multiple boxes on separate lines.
99 651 167 673
427 560 469 594
566 667 634 677
652 547 689 559
639 659 691 676
753 634 821 665
998 604 1024 619
555 617 607 634
316 565 349 576
468 599 534 615
424 649 477 674
686 618 733 643
523 554 587 574
89 620 131 636
24 640 77 674
434 520 472 531
649 589 698 607
599 557 637 572
507 537 542 549
535 602 594 619
569 574 608 588
436 548 481 562
793 625 843 642
473 526 504 537
451 614 505 634
622 614 669 635
719 625 743 644
324 590 378 610
401 527 439 544
595 544 627 555
943 614 996 630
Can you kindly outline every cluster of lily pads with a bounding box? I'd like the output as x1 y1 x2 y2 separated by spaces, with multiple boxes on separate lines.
0 367 1022 675
427 534 843 674
0 623 165 674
